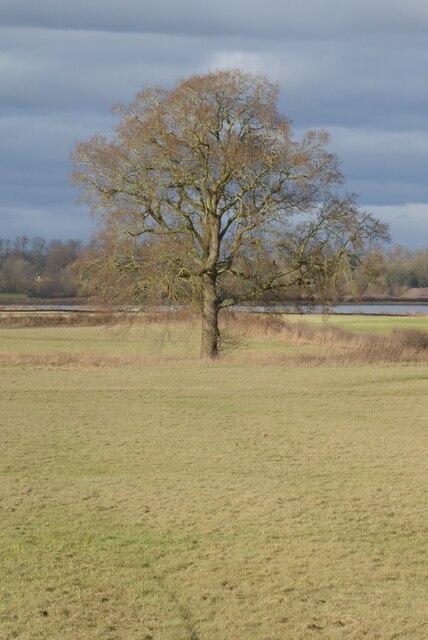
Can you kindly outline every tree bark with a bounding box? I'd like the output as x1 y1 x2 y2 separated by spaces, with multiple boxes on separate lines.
200 273 220 358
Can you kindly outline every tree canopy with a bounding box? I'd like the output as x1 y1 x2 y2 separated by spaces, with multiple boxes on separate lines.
71 69 389 357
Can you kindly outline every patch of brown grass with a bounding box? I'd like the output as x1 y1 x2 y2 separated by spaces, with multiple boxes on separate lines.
0 312 116 327
222 313 428 364
0 350 143 368
278 321 428 363
0 307 196 328
221 310 286 335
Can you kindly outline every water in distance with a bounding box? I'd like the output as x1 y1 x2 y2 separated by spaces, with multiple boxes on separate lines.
2 303 428 316
241 303 428 315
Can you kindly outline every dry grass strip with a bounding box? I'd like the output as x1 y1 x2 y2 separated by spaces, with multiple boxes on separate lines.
1 323 427 368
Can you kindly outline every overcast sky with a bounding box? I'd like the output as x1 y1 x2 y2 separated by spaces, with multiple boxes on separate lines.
1 0 427 247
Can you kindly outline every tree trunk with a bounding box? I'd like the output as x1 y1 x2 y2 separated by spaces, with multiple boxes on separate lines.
200 274 220 359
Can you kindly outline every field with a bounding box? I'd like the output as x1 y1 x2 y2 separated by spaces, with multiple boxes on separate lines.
1 314 427 639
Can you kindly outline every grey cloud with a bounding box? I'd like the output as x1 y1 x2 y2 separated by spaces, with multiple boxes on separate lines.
0 28 202 112
2 0 428 39
326 128 428 203
1 2 427 243
0 205 92 240
1 27 427 131
348 180 428 207
0 112 107 238
368 204 428 248
210 43 428 131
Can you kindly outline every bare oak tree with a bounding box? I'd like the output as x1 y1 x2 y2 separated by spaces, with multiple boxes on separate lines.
71 69 388 358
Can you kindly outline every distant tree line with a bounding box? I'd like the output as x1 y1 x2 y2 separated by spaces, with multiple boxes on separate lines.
0 236 81 298
0 235 427 299
339 246 428 298
383 246 428 293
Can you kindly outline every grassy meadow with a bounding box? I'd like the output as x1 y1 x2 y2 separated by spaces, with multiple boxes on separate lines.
1 313 427 639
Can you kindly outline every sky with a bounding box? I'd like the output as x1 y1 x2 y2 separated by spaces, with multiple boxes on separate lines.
1 0 427 247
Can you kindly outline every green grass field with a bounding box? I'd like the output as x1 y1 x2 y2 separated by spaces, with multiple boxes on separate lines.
1 315 427 639
0 293 28 301
303 312 428 333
